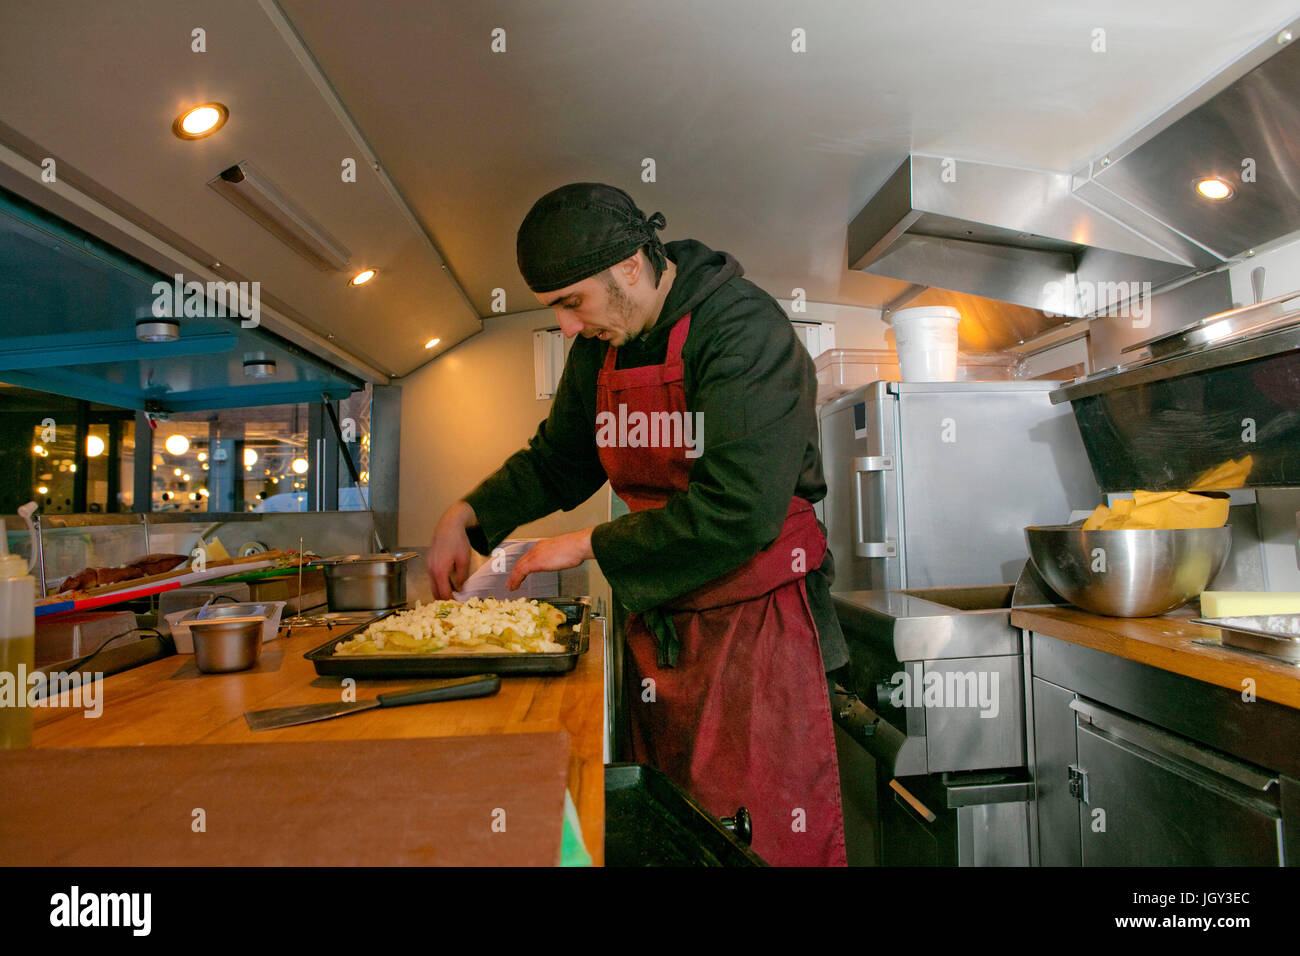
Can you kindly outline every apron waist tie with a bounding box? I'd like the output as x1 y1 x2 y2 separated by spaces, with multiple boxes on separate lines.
638 497 825 667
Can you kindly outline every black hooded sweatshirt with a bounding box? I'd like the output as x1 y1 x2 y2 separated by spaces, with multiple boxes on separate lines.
464 238 848 671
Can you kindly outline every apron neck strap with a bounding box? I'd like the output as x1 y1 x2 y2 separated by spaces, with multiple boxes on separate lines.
600 312 693 371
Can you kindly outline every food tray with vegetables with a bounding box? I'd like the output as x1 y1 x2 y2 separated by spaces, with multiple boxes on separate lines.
305 597 592 677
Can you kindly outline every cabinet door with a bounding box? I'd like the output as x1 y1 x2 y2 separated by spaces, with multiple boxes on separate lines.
1075 711 1283 866
1031 677 1081 866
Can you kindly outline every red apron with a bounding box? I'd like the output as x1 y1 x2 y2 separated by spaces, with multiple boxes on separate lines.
597 313 847 867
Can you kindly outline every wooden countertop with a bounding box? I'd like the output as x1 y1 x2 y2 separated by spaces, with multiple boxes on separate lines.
30 618 605 865
1012 606 1300 711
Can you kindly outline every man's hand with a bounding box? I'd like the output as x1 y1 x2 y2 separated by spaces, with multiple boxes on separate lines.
427 500 478 599
507 527 595 591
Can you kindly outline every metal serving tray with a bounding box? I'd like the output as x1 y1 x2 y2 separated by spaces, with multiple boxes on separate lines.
1192 615 1300 665
304 598 591 678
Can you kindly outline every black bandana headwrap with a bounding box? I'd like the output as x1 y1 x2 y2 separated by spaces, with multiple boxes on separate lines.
516 183 667 293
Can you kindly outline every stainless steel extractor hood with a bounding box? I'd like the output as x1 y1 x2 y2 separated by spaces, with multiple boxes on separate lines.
848 154 1196 318
848 22 1300 331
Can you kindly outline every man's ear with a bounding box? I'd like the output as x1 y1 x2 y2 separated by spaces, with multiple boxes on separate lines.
613 253 641 287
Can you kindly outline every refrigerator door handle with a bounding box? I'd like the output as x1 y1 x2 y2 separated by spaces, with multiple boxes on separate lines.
852 456 897 559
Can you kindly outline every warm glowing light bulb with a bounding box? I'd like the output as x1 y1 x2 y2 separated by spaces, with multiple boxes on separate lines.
36 485 48 495
350 269 376 286
173 104 228 139
165 434 189 456
183 107 220 134
86 435 105 457
1195 177 1232 200
197 452 208 462
291 457 309 474
32 444 44 456
424 338 441 350
244 448 258 467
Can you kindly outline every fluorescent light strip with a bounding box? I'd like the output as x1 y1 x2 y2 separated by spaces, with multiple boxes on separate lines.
208 161 351 272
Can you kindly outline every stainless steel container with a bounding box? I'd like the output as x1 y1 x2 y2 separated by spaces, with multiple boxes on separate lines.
1025 525 1231 617
317 552 417 611
190 618 263 673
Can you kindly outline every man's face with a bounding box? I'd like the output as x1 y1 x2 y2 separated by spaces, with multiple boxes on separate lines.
535 264 642 346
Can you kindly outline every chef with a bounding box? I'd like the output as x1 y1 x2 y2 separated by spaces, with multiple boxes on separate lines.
427 182 848 867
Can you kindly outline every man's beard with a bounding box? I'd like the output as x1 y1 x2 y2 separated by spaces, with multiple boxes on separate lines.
602 275 640 338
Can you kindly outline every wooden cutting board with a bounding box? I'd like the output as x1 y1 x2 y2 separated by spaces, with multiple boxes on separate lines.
0 733 570 866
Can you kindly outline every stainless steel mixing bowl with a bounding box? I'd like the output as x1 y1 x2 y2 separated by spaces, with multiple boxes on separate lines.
1025 525 1232 617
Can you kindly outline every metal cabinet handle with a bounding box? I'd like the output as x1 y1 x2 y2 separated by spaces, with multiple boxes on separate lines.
1071 697 1278 792
852 455 897 559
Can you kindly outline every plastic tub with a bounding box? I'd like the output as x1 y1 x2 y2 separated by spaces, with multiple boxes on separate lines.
814 349 901 403
889 306 961 381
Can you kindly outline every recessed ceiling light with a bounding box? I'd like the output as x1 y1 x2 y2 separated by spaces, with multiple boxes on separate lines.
1195 177 1233 200
424 337 441 349
173 103 229 140
351 269 377 286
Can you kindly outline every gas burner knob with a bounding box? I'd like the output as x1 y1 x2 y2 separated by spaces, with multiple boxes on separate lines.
719 807 753 846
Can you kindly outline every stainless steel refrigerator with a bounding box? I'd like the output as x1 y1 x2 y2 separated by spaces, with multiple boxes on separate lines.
819 381 1099 593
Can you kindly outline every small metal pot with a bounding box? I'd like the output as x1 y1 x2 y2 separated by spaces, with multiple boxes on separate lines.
190 618 263 673
316 552 417 611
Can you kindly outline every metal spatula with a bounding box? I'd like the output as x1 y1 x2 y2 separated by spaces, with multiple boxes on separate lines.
244 674 500 731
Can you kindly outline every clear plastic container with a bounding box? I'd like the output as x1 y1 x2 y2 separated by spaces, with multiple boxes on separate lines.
815 349 901 403
816 347 1023 401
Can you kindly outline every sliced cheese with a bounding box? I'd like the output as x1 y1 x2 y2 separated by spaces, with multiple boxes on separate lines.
1079 491 1229 530
1189 455 1254 491
1081 504 1110 531
1200 591 1300 619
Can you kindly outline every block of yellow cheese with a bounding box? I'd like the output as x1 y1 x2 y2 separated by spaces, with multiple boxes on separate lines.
1200 591 1300 619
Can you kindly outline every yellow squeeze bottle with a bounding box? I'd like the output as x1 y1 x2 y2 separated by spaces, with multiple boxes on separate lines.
0 528 35 749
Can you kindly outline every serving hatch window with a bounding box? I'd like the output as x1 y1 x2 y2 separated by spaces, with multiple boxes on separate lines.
151 403 311 514
0 383 373 517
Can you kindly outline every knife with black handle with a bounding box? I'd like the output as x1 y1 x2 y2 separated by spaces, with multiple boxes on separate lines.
244 674 501 731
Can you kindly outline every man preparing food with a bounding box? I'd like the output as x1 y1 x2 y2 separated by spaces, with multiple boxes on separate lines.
427 182 847 867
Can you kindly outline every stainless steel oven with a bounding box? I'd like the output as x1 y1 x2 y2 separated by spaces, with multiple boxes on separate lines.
832 585 1034 866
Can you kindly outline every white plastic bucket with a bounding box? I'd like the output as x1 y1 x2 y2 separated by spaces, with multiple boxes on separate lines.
889 306 961 381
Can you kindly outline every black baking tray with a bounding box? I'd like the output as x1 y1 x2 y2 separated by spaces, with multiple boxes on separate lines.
303 597 591 678
605 763 767 867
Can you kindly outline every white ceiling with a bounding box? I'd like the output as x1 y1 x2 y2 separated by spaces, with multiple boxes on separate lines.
1 0 1298 376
